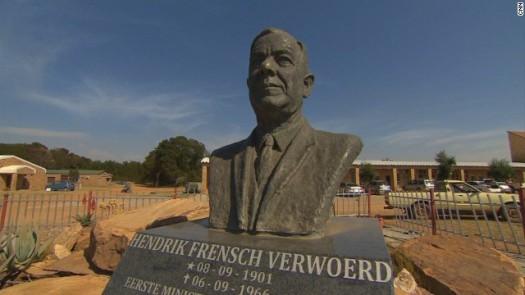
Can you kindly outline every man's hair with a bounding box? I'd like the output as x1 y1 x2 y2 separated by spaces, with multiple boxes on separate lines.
250 27 309 72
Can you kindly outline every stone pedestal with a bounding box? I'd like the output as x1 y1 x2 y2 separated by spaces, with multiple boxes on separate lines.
103 217 393 294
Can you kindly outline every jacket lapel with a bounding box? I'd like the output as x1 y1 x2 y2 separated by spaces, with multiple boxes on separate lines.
232 131 257 230
257 123 316 216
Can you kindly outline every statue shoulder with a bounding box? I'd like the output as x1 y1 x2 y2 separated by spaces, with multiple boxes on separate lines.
314 130 363 152
211 138 250 160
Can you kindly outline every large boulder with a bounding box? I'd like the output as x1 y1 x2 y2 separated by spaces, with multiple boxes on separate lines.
45 250 97 275
73 226 92 251
52 223 83 250
87 198 209 272
391 235 524 295
0 275 109 295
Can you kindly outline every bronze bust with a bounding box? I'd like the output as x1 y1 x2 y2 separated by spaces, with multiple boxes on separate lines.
209 28 362 235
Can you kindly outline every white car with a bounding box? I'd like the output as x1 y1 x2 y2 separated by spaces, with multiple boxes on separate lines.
497 182 512 194
337 183 364 197
369 180 392 195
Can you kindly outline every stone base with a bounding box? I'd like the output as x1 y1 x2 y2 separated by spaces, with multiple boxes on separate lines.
103 217 393 294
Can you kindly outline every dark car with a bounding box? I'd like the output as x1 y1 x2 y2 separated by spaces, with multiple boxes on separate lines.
403 179 434 192
45 180 75 191
369 180 392 195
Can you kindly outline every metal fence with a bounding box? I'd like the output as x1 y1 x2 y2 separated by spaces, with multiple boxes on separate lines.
0 191 207 232
332 191 371 217
386 188 525 255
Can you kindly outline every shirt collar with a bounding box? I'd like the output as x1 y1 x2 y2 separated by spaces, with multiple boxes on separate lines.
255 116 305 152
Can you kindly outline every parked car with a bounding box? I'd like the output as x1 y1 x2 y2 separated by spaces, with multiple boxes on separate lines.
337 183 364 197
403 179 434 192
121 182 132 193
386 180 521 222
45 180 75 191
185 182 201 194
369 180 392 195
483 179 502 193
496 182 512 194
467 181 490 192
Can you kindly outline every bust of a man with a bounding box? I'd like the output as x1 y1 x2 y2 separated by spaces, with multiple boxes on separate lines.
209 28 362 236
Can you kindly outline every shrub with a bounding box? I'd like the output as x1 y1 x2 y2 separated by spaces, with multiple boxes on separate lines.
0 224 52 288
74 213 93 227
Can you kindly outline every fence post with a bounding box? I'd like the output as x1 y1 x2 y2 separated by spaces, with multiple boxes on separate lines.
0 192 9 231
518 187 525 238
367 185 371 217
429 188 437 235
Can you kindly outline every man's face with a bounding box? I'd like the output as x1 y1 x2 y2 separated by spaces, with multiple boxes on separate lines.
247 32 312 117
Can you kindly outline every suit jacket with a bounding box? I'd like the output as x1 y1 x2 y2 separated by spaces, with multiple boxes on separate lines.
209 120 363 235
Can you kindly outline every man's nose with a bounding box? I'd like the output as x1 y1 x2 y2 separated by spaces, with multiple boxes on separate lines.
259 58 276 76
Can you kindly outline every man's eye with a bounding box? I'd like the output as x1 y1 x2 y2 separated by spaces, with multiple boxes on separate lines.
276 56 293 66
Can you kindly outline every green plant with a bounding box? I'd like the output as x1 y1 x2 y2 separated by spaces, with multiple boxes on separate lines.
0 224 52 288
74 213 93 227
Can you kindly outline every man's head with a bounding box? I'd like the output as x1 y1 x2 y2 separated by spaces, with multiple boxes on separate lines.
247 28 315 125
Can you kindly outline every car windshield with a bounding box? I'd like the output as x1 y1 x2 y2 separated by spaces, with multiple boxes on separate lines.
451 182 479 193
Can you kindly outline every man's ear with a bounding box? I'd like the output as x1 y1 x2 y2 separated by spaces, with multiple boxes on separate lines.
303 73 315 98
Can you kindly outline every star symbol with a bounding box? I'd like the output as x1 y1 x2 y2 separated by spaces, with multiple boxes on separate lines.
187 262 195 270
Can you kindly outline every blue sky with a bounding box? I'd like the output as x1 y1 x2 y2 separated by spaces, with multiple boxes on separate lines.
1 1 524 163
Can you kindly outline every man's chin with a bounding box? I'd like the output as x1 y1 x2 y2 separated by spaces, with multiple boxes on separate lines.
253 95 287 109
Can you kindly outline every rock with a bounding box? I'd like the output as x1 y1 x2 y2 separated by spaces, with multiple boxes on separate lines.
87 198 209 272
73 226 92 251
394 268 432 295
53 244 71 259
45 250 96 275
52 223 82 251
391 235 524 295
25 259 58 279
0 275 109 295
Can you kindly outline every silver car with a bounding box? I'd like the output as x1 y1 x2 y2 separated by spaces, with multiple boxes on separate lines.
369 180 391 195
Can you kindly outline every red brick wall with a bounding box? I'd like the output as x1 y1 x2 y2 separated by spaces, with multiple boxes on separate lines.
0 157 47 191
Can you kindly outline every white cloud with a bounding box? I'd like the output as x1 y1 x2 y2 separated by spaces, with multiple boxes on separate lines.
27 78 215 129
426 130 502 146
382 129 448 146
0 126 86 139
376 128 510 161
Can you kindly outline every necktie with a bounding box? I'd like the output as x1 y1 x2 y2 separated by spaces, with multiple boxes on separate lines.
256 134 274 185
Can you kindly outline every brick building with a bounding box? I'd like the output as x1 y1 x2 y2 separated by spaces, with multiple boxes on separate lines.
46 170 113 188
508 131 525 163
201 158 525 193
344 160 525 192
0 155 47 191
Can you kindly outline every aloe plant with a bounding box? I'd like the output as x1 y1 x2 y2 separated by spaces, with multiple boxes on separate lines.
0 224 52 288
74 213 93 227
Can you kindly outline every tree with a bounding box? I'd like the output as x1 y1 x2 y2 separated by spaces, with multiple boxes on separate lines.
434 150 456 180
143 136 206 187
488 159 515 181
69 169 79 182
359 162 377 185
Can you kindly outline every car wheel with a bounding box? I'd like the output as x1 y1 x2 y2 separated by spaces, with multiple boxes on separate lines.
500 204 521 223
409 203 431 220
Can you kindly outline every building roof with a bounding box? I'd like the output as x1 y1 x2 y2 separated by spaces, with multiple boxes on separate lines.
354 159 525 168
46 169 111 176
0 155 46 172
0 165 36 174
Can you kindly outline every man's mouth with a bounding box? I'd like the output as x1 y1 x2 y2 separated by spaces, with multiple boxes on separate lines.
263 81 283 90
